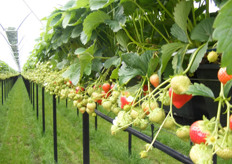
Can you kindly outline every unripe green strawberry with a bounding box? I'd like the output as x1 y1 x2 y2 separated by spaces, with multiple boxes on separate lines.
207 51 218 63
123 104 131 111
170 75 191 94
111 125 118 135
176 126 190 141
163 116 176 130
140 150 148 158
87 102 96 111
189 144 213 164
148 108 165 124
73 100 78 107
86 108 94 114
79 107 86 114
130 109 138 119
139 119 148 130
102 100 112 111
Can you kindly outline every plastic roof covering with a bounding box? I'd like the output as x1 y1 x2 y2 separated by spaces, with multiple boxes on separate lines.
0 0 66 72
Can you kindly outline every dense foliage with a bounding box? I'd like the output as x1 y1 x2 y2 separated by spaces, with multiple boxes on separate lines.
22 0 232 163
0 60 18 80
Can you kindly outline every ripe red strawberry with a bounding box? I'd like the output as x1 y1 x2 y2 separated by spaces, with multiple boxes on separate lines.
189 120 210 144
218 67 232 85
143 84 148 96
169 88 192 109
120 96 130 109
230 115 232 130
150 74 159 88
102 83 111 93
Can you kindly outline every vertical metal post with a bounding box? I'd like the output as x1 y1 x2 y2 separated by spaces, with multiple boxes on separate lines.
53 95 58 163
77 108 79 116
30 82 32 103
36 84 39 119
128 126 132 155
83 112 90 164
42 87 45 133
4 80 6 101
213 154 217 164
28 81 30 100
2 81 3 105
151 124 154 139
33 83 35 110
95 116 97 131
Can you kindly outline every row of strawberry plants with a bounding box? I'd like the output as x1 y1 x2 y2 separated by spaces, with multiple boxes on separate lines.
22 0 232 163
0 60 19 80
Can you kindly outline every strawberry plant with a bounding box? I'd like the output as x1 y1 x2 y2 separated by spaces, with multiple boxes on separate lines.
21 0 232 163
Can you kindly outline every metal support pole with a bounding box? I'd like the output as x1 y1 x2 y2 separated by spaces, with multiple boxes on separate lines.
213 154 217 164
42 87 45 133
30 82 32 103
53 95 58 163
77 108 79 116
151 124 154 139
33 83 34 110
83 112 90 164
128 126 132 155
4 80 6 101
95 116 97 131
2 81 3 105
36 84 39 119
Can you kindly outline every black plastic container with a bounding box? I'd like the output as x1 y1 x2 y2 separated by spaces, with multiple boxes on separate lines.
168 64 231 126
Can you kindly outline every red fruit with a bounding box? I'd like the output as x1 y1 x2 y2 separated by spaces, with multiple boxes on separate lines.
169 88 192 109
97 99 102 105
150 74 159 88
230 115 232 130
69 80 72 85
102 83 111 93
190 120 210 144
76 86 85 93
143 84 148 96
120 96 130 109
218 67 232 85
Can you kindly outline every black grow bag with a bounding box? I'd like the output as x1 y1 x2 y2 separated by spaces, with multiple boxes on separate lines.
166 64 231 126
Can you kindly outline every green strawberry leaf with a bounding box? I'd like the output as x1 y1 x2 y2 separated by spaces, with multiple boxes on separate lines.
116 30 129 50
170 23 188 43
62 12 72 28
110 67 119 80
118 63 142 85
224 79 232 97
173 0 192 33
191 18 215 42
189 42 208 73
62 60 81 85
71 24 82 38
185 83 215 99
90 0 115 10
105 6 126 32
213 0 232 74
172 44 189 74
104 56 121 69
82 10 110 44
159 42 186 74
121 50 155 76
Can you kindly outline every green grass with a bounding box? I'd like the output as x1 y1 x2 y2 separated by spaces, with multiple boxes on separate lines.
0 78 231 164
